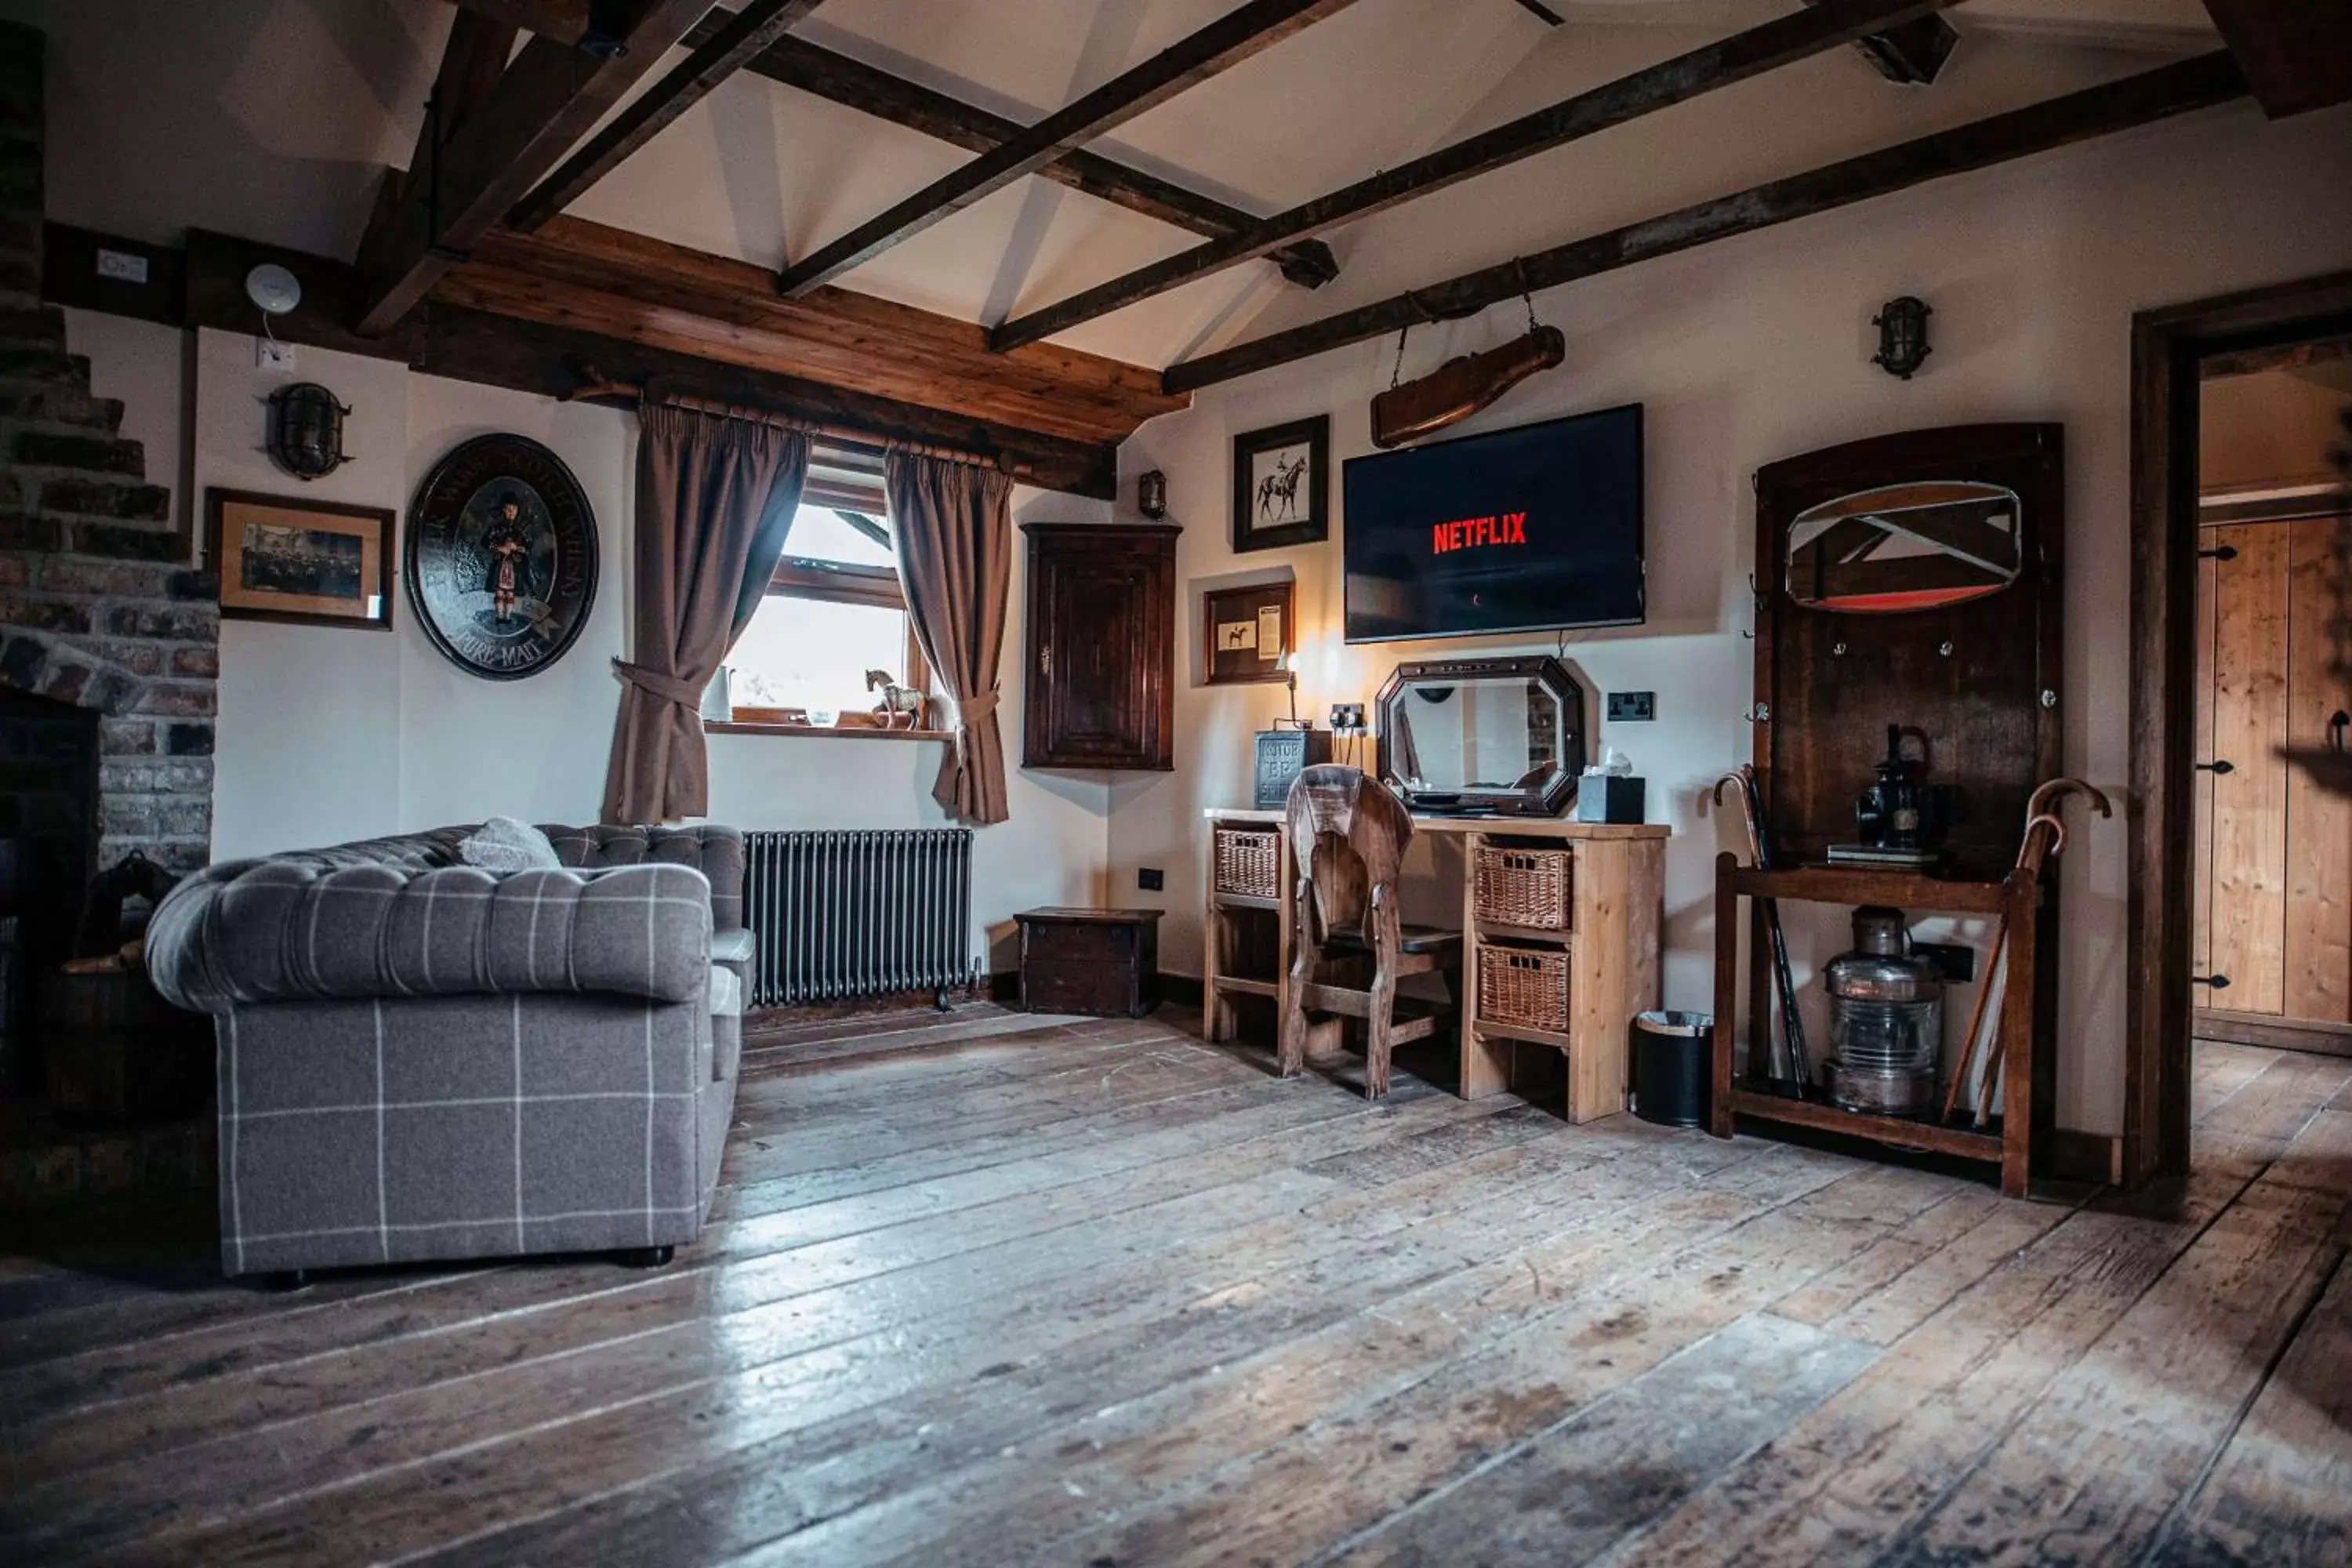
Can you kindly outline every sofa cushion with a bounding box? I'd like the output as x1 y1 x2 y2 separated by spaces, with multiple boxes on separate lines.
460 817 564 873
148 859 714 1013
545 825 745 934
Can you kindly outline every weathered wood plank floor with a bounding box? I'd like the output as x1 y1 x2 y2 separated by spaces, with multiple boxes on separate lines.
2 1014 2347 1566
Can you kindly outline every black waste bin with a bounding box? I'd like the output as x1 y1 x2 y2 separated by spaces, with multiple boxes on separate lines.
1631 1010 1712 1129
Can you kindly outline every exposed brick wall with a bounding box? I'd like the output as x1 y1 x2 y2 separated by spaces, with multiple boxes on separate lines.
0 20 215 874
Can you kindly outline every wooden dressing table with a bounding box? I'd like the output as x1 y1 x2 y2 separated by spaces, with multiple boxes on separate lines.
1202 808 1668 1121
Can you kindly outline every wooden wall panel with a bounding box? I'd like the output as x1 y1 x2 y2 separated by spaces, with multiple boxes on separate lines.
2207 521 2292 1014
2285 515 2352 1023
2194 525 2220 1007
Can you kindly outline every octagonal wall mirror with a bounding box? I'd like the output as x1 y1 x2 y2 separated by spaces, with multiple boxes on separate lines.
1375 655 1588 817
1785 479 2023 614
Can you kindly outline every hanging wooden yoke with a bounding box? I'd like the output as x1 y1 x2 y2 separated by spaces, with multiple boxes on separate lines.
1370 322 1565 449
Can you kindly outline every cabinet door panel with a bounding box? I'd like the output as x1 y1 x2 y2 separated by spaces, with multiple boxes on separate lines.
2285 516 2352 1025
1023 526 1175 771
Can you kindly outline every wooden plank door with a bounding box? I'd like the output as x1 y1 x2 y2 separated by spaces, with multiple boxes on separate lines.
2194 526 2220 1008
2206 521 2293 1015
2285 514 2352 1025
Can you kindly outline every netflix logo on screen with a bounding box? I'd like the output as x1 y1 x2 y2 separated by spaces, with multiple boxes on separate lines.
1431 512 1527 554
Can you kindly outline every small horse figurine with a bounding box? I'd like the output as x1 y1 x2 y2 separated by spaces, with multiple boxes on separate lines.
866 669 924 730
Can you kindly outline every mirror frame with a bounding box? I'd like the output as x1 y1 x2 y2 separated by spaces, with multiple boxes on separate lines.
1784 478 2026 614
1374 655 1589 818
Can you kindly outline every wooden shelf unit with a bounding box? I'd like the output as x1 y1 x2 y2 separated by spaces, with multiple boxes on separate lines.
1709 853 2046 1197
1203 809 1667 1122
1203 812 1295 1047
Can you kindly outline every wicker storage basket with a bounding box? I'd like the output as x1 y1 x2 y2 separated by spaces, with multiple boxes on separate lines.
1479 943 1573 1033
1214 827 1282 901
1472 845 1572 930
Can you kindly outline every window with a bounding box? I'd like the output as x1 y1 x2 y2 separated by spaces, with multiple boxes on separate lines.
719 503 937 734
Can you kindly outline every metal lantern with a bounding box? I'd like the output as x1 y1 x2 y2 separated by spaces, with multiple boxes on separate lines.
1137 468 1168 520
1871 296 1933 380
266 381 351 481
1823 905 1945 1117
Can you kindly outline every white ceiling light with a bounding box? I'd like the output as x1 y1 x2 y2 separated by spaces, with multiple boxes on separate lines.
244 263 302 316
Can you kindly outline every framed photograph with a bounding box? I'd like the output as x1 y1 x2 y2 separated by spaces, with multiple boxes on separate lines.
206 488 394 630
1232 414 1328 554
1203 580 1294 686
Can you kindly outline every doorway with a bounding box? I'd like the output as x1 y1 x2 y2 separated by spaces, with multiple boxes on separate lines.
2127 272 2352 1186
2190 361 2352 1054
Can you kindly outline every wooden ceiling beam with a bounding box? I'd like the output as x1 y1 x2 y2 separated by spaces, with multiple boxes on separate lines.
691 21 1339 289
990 0 1960 352
1801 0 1958 86
438 216 1187 444
771 0 1366 297
1163 51 2247 394
438 0 588 46
509 0 827 232
354 0 709 336
169 223 1121 496
420 304 1120 497
2199 1 2352 118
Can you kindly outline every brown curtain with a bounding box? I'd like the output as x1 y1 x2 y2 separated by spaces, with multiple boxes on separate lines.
887 449 1014 826
603 404 808 824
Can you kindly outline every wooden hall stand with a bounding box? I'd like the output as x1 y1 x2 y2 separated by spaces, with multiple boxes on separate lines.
1203 808 1668 1122
1710 856 2046 1197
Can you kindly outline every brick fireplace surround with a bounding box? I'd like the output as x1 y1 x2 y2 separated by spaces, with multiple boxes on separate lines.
2 22 219 1208
0 24 216 888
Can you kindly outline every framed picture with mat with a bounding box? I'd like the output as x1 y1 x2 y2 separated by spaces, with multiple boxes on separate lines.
1203 581 1294 686
1231 415 1328 554
205 488 394 631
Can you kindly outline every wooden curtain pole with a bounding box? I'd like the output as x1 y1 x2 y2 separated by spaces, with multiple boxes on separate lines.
563 379 1029 477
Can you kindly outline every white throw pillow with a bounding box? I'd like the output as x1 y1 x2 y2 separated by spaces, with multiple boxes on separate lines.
459 816 564 873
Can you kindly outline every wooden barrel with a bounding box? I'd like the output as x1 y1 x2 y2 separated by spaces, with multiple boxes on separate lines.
38 962 213 1130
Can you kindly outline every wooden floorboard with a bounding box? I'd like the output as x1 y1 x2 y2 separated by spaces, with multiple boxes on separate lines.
2 1025 2347 1566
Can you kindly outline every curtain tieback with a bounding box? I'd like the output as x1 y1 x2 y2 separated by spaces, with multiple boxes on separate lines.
612 659 702 708
953 690 1000 724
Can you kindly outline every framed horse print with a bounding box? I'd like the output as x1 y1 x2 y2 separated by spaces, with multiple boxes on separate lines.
1232 415 1328 554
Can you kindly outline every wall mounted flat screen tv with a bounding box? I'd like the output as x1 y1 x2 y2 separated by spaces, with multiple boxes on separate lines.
1343 404 1644 643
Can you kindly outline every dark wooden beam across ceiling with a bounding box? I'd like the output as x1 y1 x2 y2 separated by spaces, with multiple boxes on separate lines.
1163 51 2249 394
354 0 709 336
771 0 1366 297
690 21 1340 289
161 226 1122 496
438 0 588 45
1802 0 1958 85
436 216 1186 446
989 0 1960 352
508 0 827 232
2199 0 2352 118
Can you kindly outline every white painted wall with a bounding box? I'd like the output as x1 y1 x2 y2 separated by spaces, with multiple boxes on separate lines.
106 326 1116 967
196 328 409 858
1107 96 2352 1138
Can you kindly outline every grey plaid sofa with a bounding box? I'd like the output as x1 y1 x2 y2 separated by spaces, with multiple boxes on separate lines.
145 824 750 1279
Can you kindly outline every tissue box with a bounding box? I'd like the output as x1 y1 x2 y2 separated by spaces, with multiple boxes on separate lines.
1573 775 1646 824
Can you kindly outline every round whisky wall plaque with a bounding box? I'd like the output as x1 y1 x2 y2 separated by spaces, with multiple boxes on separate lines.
406 434 598 681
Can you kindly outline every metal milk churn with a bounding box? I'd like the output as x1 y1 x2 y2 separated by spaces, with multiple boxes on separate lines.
1823 906 1944 1117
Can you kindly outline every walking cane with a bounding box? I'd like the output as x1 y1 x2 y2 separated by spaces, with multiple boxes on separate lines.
1713 765 1810 1091
1945 779 2112 1125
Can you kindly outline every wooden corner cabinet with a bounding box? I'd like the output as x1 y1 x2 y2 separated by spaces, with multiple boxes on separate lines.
1021 522 1179 771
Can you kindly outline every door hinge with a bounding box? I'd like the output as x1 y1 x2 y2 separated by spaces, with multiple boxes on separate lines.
2194 759 2235 775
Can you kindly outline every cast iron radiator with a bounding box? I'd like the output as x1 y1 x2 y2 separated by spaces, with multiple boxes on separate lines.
742 829 978 1007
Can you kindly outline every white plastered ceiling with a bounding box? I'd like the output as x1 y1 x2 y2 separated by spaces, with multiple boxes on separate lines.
5 0 2221 368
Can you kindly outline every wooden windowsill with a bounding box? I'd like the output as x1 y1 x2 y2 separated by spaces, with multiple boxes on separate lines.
706 721 952 742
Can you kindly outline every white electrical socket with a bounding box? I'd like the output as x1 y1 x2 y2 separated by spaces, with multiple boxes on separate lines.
256 338 296 372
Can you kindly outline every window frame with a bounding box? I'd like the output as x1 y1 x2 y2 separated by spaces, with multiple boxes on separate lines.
707 514 948 742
